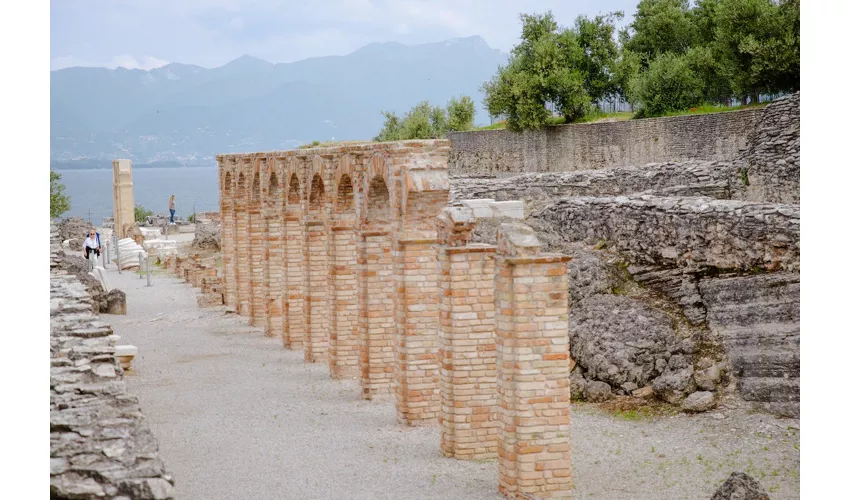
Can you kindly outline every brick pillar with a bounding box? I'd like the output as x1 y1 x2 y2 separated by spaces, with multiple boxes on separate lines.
495 222 573 499
329 223 359 379
304 219 329 363
358 230 395 399
249 192 265 327
265 209 283 339
235 188 250 316
436 207 498 459
283 210 305 349
393 235 441 426
220 184 236 309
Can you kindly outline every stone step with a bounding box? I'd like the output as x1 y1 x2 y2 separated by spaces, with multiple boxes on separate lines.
729 349 800 378
739 376 799 403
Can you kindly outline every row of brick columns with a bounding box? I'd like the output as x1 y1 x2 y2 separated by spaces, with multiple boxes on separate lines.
215 141 574 498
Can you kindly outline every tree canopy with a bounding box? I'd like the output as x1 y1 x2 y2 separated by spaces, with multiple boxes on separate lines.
50 171 70 219
374 95 476 141
481 0 799 127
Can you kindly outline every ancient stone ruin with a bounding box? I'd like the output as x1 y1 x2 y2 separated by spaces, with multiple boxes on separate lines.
128 93 798 499
50 223 174 499
452 92 801 418
207 140 575 498
112 159 136 239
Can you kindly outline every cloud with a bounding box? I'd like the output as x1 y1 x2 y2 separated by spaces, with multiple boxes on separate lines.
51 54 170 71
51 0 637 69
228 16 244 30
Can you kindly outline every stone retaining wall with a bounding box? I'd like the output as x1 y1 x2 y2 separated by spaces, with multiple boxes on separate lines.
532 195 799 273
450 161 740 210
448 108 762 176
50 223 175 499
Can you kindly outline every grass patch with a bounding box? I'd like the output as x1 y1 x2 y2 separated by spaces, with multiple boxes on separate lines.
574 111 633 124
658 102 769 118
298 140 369 149
599 396 679 420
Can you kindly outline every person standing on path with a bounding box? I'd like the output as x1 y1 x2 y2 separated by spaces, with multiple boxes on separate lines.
83 228 101 260
169 195 176 224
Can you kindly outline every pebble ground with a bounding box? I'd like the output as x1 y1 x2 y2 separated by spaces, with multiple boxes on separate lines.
108 264 799 500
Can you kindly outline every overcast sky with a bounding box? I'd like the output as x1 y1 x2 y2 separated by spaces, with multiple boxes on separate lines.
50 0 637 71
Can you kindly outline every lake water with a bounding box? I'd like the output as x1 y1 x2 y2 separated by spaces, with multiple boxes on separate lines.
57 167 220 224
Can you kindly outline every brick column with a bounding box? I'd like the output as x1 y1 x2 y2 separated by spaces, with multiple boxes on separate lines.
436 207 498 459
304 219 329 363
495 222 573 499
358 230 395 399
329 223 359 379
235 184 250 316
393 235 441 426
220 178 236 309
249 190 265 327
265 208 283 339
283 210 305 349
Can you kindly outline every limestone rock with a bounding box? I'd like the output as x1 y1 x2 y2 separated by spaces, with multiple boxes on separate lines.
711 472 770 500
67 238 82 251
683 391 717 412
106 289 127 315
570 370 587 400
694 359 722 391
632 386 654 399
58 216 91 242
652 355 696 404
586 381 612 402
192 221 221 251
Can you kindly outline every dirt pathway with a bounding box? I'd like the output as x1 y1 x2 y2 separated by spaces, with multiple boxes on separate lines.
107 265 799 500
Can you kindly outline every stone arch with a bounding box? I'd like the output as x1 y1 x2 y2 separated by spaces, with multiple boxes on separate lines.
335 174 355 215
223 171 232 196
237 172 247 197
267 172 280 209
251 171 261 202
288 173 301 206
309 174 325 212
365 176 391 225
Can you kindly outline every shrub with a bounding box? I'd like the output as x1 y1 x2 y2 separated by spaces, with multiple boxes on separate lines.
629 51 704 117
134 204 153 222
50 171 71 219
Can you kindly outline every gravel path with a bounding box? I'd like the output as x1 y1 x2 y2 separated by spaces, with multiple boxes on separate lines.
107 265 799 500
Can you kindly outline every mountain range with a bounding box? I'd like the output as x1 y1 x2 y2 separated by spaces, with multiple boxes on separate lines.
50 35 507 168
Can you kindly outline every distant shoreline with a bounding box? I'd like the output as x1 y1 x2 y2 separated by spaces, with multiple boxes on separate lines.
51 163 217 170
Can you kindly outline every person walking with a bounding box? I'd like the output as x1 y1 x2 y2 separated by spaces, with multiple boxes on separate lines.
83 228 101 262
169 194 176 223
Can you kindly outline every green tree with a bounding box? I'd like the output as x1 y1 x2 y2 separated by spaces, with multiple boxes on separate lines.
575 12 623 103
481 12 590 131
373 111 403 141
446 96 476 132
374 95 476 141
50 170 71 219
134 204 153 223
612 49 642 103
691 0 720 45
715 0 799 102
629 52 705 117
684 45 733 104
623 0 696 64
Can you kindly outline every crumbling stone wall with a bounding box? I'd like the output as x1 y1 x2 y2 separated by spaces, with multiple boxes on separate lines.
733 92 800 204
50 223 175 499
448 107 762 176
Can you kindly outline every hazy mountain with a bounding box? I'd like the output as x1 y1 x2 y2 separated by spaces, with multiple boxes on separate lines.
50 36 507 167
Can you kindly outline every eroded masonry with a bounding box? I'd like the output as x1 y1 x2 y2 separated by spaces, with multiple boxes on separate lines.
214 141 574 498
